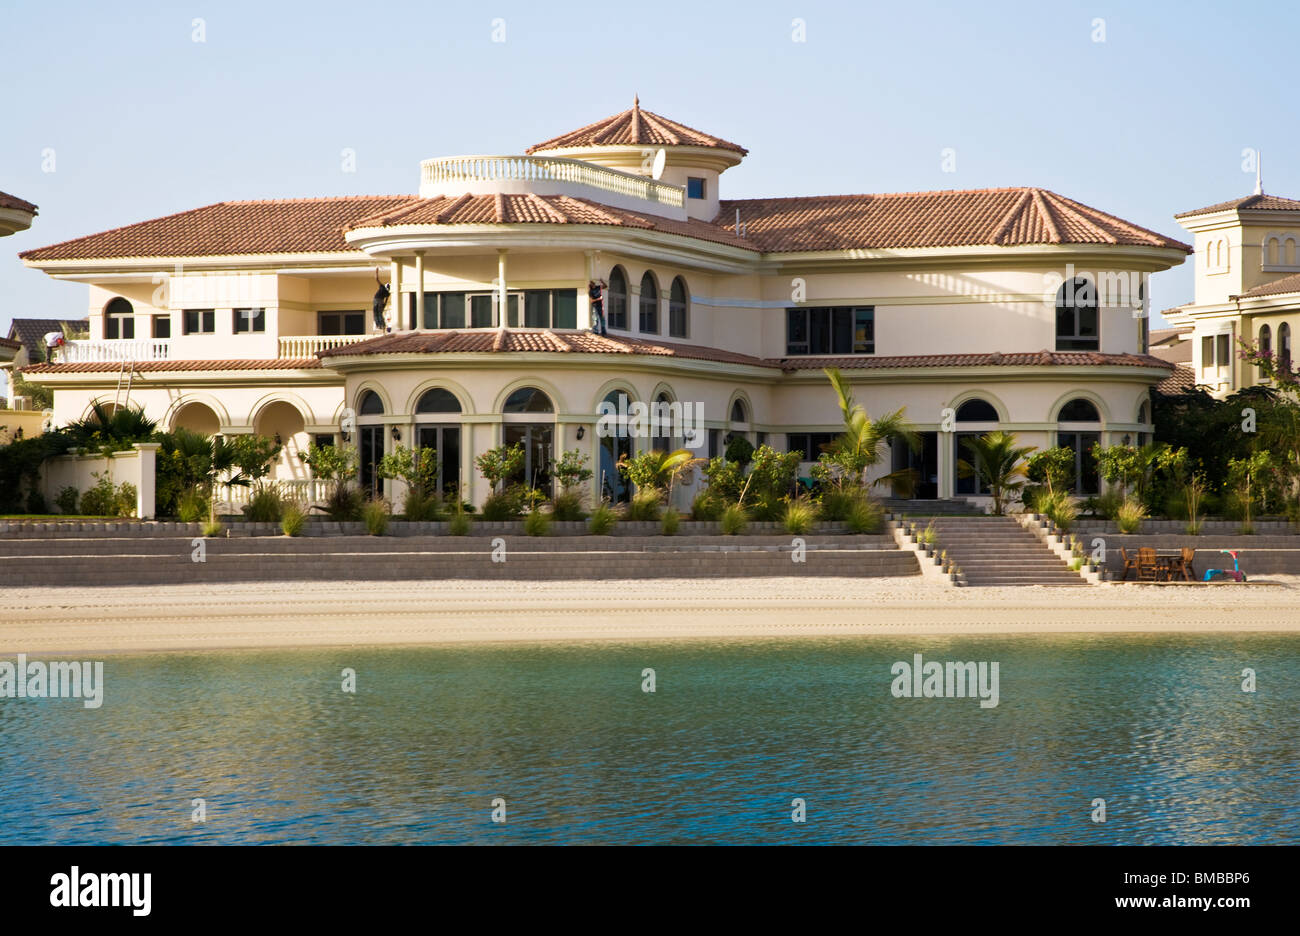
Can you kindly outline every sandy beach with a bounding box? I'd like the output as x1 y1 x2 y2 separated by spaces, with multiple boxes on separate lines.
3 575 1300 654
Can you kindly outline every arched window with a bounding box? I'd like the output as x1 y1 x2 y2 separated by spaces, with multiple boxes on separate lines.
1057 398 1100 495
1260 324 1272 356
730 398 748 424
415 387 461 414
1055 277 1098 350
358 390 384 416
955 399 998 422
1281 323 1293 371
607 267 628 330
668 277 689 338
104 297 135 340
639 272 659 333
1058 398 1100 422
503 386 554 414
1138 401 1150 425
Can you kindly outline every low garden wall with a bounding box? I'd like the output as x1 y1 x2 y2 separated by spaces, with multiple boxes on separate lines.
38 444 160 519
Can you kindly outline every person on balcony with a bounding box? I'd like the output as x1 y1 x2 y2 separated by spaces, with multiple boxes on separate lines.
43 331 65 363
588 278 607 336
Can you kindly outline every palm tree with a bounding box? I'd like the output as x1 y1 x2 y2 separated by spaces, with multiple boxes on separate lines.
66 402 158 451
822 367 919 490
957 431 1036 516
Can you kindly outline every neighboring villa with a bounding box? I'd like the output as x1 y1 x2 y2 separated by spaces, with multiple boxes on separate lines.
16 100 1190 506
1165 189 1300 397
0 190 42 442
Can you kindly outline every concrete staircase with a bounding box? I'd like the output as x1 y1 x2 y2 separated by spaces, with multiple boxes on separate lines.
0 534 921 587
925 517 1089 587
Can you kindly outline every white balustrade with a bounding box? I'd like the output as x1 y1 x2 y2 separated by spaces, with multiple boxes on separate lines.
59 340 171 363
277 335 370 358
420 154 685 209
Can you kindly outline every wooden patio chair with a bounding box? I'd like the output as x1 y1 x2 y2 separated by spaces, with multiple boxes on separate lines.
1177 546 1196 582
1136 547 1161 582
1119 547 1138 581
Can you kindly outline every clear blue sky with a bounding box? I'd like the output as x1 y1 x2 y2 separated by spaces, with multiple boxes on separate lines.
3 0 1295 333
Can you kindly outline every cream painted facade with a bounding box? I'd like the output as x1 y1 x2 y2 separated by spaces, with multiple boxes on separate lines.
20 111 1187 508
1167 194 1300 395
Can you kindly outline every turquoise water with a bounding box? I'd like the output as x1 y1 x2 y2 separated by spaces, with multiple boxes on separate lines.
0 635 1296 845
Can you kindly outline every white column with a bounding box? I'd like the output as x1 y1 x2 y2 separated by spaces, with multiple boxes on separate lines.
389 258 403 333
414 251 426 329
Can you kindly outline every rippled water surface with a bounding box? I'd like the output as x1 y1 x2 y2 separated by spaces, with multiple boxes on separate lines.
1 635 1296 844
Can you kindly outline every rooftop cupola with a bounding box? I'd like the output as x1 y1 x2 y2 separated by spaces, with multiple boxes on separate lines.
525 96 747 221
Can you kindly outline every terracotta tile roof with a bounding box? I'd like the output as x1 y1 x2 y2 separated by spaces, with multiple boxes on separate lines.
22 358 321 374
768 350 1175 371
1235 271 1300 299
347 193 756 250
1175 193 1300 218
19 196 418 262
0 191 38 213
320 331 1174 376
526 97 747 155
5 318 88 361
1155 364 1198 396
319 330 775 367
718 188 1191 252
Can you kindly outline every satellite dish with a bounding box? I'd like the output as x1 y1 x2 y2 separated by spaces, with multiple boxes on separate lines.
650 148 666 181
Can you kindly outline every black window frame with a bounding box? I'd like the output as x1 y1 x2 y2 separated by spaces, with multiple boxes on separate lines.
233 307 266 334
607 268 629 330
183 309 215 335
785 306 875 355
686 177 706 199
1055 277 1100 351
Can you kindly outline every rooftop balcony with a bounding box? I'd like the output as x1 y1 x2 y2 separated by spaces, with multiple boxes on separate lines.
55 335 370 364
419 154 686 217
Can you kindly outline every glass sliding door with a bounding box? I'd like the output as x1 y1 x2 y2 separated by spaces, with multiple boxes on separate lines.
503 424 553 492
416 425 461 497
359 425 385 499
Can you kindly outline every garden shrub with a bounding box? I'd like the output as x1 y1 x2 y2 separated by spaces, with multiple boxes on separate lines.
55 486 79 515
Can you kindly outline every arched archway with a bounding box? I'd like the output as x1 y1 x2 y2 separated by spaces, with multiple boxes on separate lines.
171 401 221 436
254 400 308 481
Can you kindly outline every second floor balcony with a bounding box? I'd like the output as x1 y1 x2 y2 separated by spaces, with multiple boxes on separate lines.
55 334 371 364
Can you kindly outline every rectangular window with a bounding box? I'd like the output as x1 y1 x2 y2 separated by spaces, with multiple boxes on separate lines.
183 309 215 334
317 311 365 335
314 434 335 448
470 295 494 328
105 314 134 340
504 294 520 327
553 289 577 329
786 432 838 460
152 315 170 339
854 308 874 353
785 306 875 355
687 177 706 199
708 428 721 460
440 293 465 329
1216 334 1230 368
233 308 265 333
524 290 551 328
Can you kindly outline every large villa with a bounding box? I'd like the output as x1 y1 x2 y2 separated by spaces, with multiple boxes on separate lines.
11 98 1255 507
